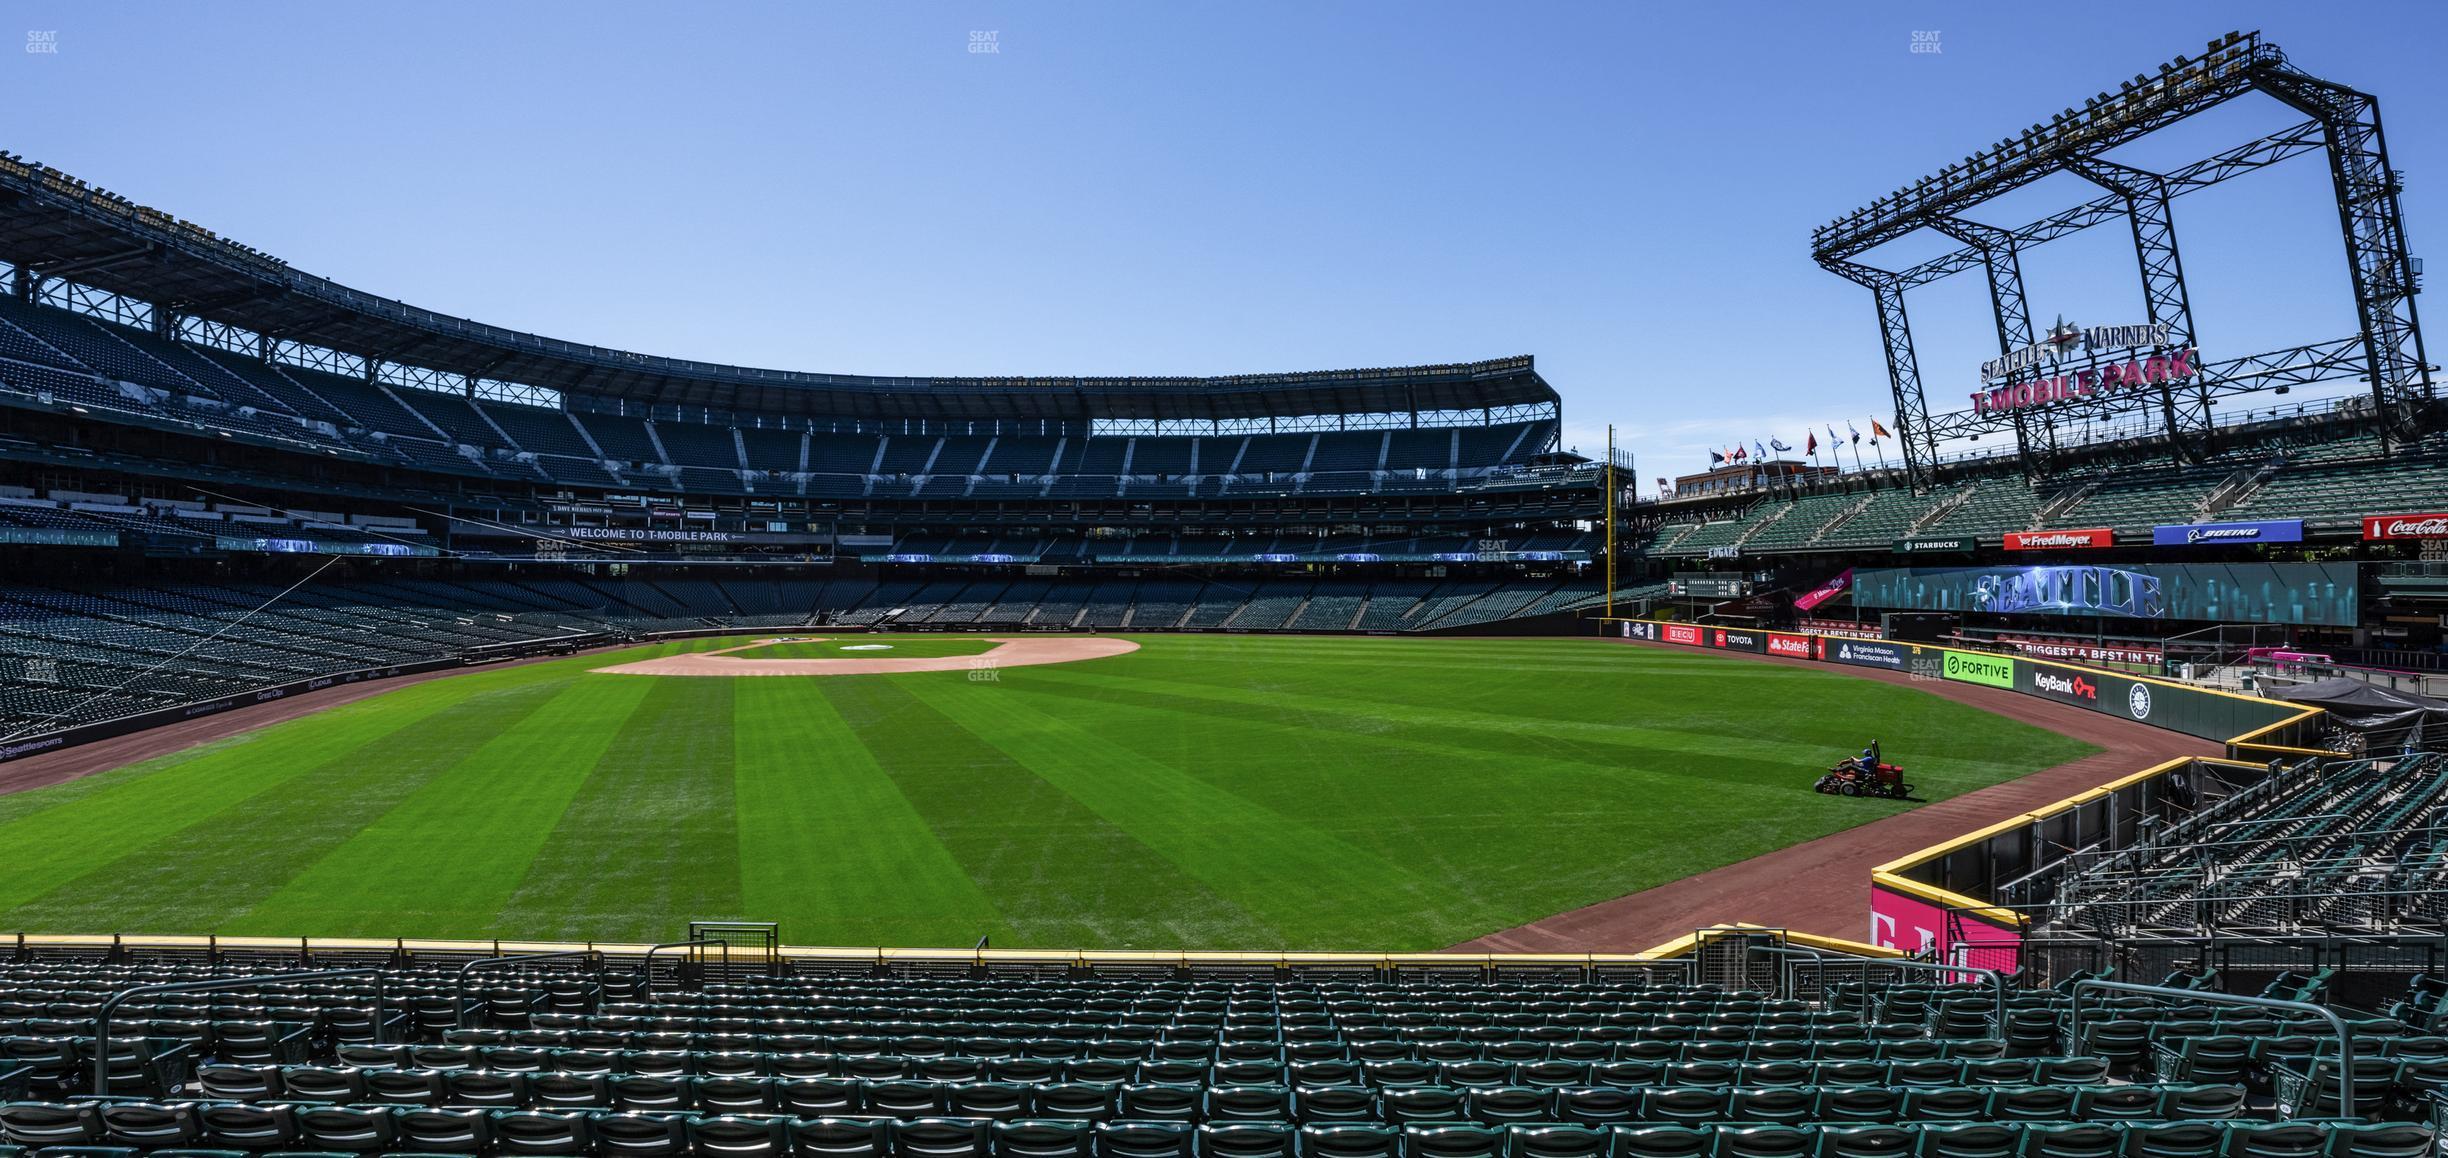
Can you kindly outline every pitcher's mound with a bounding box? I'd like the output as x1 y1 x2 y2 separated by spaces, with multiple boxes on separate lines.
594 636 1139 677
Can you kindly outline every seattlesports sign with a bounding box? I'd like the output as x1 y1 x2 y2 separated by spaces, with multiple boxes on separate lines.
1971 318 2198 417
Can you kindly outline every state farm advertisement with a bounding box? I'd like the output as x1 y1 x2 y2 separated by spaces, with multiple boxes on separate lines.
2364 513 2448 540
1765 631 1817 658
2004 528 2113 550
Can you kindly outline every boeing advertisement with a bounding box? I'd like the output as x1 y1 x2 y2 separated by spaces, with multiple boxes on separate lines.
1851 562 2358 626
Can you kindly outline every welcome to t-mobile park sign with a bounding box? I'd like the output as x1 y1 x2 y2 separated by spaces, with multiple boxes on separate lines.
1971 320 2197 418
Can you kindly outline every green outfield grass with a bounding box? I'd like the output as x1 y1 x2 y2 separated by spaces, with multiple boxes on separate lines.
0 636 2094 950
725 637 1003 660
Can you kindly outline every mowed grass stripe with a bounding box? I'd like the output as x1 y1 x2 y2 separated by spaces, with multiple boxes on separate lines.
899 677 1470 948
1000 648 2090 946
732 679 1004 947
819 678 1276 948
0 677 572 934
0 669 533 914
983 672 1706 943
228 675 662 938
495 678 746 939
1038 651 2059 788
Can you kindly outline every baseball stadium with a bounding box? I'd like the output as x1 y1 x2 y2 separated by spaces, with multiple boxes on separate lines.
0 15 2444 1158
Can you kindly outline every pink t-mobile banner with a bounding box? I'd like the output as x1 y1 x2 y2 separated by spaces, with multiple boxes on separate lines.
1870 880 2022 981
1794 568 1854 612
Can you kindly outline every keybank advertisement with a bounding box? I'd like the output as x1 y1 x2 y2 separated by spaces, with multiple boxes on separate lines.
1850 562 2358 626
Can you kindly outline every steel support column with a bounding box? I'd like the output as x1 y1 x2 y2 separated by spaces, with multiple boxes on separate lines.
2068 157 2214 464
2254 68 2433 451
1822 259 1937 490
1930 217 2050 479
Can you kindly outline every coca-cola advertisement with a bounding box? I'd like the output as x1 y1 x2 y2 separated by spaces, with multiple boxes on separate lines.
2364 513 2448 540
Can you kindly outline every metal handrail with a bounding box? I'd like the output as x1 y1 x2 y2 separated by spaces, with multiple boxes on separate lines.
93 967 385 1094
637 939 731 998
2070 979 2357 1116
454 951 603 1028
1752 943 2008 1032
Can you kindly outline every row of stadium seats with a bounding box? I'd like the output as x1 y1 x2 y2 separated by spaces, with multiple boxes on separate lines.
0 957 2439 1158
0 575 1605 737
2015 755 2448 942
1 1105 2428 1158
1643 428 2448 556
0 294 1560 501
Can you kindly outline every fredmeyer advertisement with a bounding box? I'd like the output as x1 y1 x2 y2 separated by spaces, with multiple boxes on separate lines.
1849 562 2358 627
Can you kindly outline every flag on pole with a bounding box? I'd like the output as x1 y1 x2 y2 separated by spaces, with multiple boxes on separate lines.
1805 431 1818 455
1848 421 1862 445
1770 438 1792 453
1709 449 1725 466
1871 419 1893 440
1732 444 1747 461
1753 441 1768 461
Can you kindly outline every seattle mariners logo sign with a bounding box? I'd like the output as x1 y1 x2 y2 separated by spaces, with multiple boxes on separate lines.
2127 682 2153 721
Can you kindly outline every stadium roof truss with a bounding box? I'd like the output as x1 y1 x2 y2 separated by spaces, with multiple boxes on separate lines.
0 158 1557 428
1814 31 2432 489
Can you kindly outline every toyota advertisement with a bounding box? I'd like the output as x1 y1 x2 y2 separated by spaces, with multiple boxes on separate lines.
1851 562 2358 626
1709 627 1765 652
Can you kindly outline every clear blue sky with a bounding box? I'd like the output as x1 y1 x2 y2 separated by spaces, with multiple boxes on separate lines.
3 2 2438 491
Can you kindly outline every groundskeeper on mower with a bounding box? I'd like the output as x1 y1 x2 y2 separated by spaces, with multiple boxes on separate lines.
1815 740 1910 799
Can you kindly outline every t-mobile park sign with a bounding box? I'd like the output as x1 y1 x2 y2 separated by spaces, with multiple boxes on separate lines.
1972 320 2197 417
